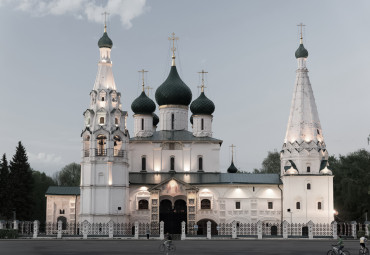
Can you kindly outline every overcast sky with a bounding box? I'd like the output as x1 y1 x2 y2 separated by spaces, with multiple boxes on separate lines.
1 0 370 176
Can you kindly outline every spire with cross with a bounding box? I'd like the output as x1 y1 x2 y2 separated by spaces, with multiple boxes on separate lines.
230 144 236 162
197 70 208 93
297 23 305 44
102 11 110 33
138 69 148 92
168 32 179 66
145 86 153 97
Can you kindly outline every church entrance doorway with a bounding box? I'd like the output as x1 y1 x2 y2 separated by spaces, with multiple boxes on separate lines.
196 219 218 235
159 199 187 234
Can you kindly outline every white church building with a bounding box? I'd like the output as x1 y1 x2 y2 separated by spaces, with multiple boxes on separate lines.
46 26 334 235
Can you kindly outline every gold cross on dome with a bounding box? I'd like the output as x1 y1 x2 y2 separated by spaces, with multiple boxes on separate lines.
230 144 236 161
168 32 179 56
197 70 208 92
297 23 305 41
138 69 149 92
102 11 110 32
145 86 153 97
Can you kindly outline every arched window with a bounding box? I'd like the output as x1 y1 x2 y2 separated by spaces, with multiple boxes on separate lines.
141 118 144 130
57 216 67 230
318 202 322 210
201 118 204 130
201 199 211 209
170 156 175 171
307 183 311 190
141 156 146 171
138 200 149 210
101 97 105 101
171 114 175 130
96 135 107 156
115 117 118 125
198 157 203 171
296 202 301 209
99 117 104 124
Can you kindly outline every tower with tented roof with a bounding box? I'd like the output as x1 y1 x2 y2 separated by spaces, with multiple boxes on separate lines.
280 25 333 224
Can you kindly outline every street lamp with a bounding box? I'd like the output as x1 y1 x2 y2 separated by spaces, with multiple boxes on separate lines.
287 208 292 236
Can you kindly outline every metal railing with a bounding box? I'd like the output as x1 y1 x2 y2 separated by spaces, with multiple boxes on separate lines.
95 149 107 156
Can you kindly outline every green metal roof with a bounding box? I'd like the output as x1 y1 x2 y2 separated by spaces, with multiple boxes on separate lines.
46 186 80 196
190 92 215 115
130 130 222 144
153 113 159 126
155 66 192 106
227 161 238 173
131 91 156 115
98 32 113 49
295 43 308 58
129 172 282 185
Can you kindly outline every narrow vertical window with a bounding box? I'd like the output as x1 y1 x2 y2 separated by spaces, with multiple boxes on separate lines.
101 97 105 101
307 166 311 173
115 118 118 125
296 202 301 209
307 183 311 190
141 118 144 130
235 201 241 210
141 156 146 171
201 118 204 130
171 114 175 130
318 202 322 210
99 117 104 124
198 157 203 171
170 157 175 171
268 202 273 209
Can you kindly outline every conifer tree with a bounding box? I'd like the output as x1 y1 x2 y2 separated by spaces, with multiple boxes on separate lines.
0 154 10 219
9 142 33 221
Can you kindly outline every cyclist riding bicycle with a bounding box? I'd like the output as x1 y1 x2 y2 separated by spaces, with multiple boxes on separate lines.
337 235 344 254
164 232 172 248
360 236 367 249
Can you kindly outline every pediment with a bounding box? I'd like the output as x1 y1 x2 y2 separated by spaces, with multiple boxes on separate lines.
149 177 198 195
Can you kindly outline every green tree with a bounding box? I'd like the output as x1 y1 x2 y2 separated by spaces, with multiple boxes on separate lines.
31 170 57 222
330 149 370 221
253 151 280 174
54 163 81 186
9 142 33 221
0 154 10 219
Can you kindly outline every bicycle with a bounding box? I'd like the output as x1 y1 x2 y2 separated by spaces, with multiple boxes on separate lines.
327 245 350 255
158 241 176 254
359 246 369 255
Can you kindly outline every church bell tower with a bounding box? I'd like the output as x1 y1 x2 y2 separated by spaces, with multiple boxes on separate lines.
80 20 129 223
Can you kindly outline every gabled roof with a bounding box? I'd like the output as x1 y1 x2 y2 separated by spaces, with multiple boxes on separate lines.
148 177 198 192
130 130 222 144
46 186 80 196
129 172 282 185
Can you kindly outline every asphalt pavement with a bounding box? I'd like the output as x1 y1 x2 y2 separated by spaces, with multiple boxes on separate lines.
0 239 363 255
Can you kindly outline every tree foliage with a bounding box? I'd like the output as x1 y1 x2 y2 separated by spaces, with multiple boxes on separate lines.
54 163 81 186
330 149 370 221
0 154 11 219
8 142 34 221
253 151 280 174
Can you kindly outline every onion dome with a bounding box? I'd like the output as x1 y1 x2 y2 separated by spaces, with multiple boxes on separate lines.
131 91 156 114
295 42 308 59
155 66 192 106
98 32 113 49
190 92 215 115
190 115 193 125
227 161 238 173
153 113 159 126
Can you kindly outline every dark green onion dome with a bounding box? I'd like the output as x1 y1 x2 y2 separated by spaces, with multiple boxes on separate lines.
155 66 192 106
295 43 308 59
98 32 113 49
190 115 193 125
131 91 156 114
227 161 238 173
153 113 159 126
190 92 215 115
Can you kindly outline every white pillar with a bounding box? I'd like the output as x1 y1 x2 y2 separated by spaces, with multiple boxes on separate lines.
206 221 211 239
33 220 39 239
13 220 18 230
307 221 313 239
351 221 357 239
181 221 186 240
160 221 164 240
282 221 288 239
365 222 369 237
108 220 114 239
134 221 139 239
57 220 62 239
332 221 338 240
82 220 89 240
0 220 4 230
232 221 237 239
257 221 262 239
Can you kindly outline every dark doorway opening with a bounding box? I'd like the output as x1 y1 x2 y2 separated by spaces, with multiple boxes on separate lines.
196 219 218 235
302 226 308 237
271 226 278 236
159 199 187 234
